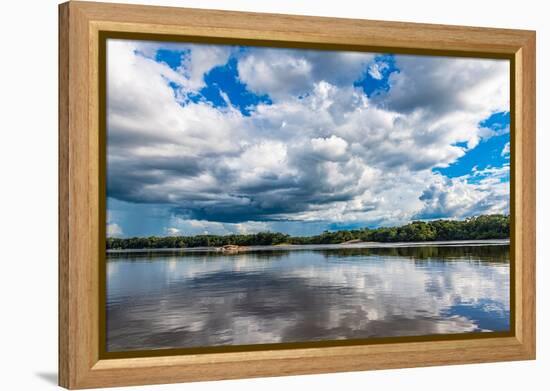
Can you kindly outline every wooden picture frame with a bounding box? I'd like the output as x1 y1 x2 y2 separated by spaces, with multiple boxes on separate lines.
59 1 536 389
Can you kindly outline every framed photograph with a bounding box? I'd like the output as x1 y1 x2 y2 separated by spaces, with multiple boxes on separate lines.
59 1 536 389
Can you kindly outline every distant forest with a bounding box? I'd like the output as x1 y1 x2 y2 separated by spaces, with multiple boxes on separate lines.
106 214 509 250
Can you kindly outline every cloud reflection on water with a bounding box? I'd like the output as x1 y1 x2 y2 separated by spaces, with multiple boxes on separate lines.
106 245 509 351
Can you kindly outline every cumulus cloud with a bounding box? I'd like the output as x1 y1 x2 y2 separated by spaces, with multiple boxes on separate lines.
179 45 232 90
107 223 123 237
129 40 232 91
310 135 348 161
106 40 510 236
415 167 509 220
501 142 510 158
375 55 509 150
164 217 272 236
237 48 374 100
164 227 181 236
367 60 389 80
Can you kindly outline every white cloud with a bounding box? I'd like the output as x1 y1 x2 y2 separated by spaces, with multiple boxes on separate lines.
107 209 124 237
167 217 270 236
107 223 123 237
125 39 232 91
367 60 389 80
237 48 374 100
501 142 510 158
376 55 509 150
179 44 232 90
164 227 181 236
415 168 509 220
310 135 348 161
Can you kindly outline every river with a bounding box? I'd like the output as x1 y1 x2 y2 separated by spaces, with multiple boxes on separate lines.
106 240 510 352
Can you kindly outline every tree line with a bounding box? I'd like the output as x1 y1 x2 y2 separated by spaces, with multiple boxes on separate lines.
106 214 509 250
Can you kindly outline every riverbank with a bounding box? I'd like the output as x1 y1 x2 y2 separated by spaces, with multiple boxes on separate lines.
107 214 510 251
107 238 510 254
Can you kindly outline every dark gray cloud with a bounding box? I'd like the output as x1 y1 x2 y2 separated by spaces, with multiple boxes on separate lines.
376 56 508 115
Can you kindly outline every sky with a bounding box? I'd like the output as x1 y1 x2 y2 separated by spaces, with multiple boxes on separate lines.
106 39 510 238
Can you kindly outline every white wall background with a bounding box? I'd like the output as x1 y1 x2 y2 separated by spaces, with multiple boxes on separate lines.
0 0 546 389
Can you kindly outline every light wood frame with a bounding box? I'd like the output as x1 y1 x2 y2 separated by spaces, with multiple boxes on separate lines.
59 1 536 389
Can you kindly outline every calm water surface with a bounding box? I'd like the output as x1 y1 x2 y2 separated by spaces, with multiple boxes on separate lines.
106 242 510 352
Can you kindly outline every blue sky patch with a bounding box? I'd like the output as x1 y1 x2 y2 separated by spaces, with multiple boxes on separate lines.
199 57 272 116
354 54 399 97
155 48 188 70
480 111 510 133
434 134 509 179
435 111 510 179
155 50 272 115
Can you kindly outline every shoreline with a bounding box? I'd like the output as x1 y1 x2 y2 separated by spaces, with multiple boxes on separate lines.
107 238 510 254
